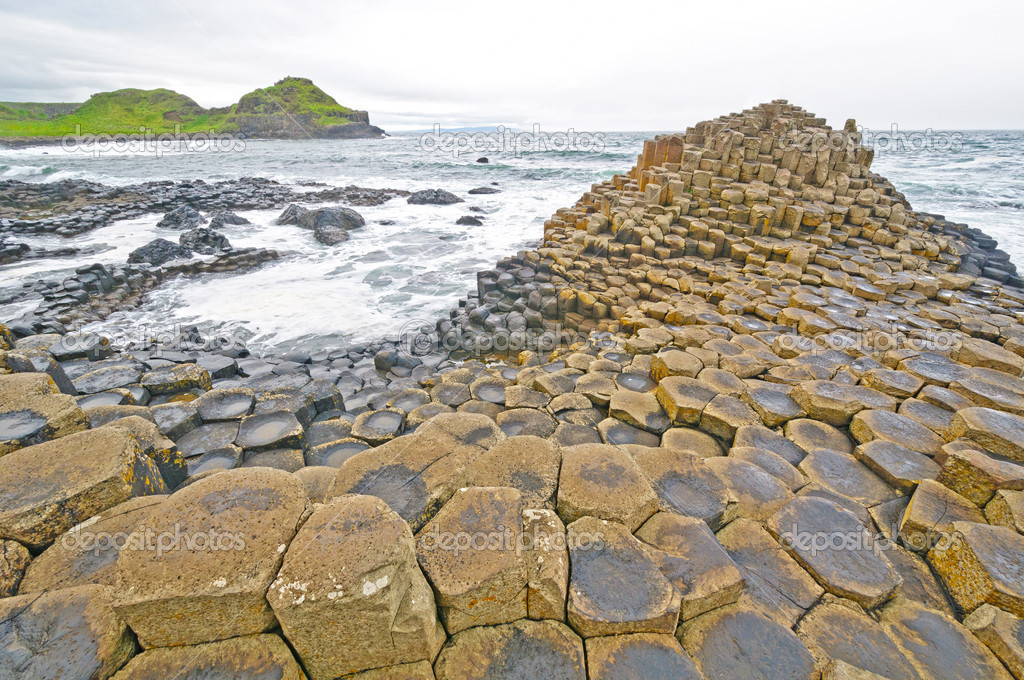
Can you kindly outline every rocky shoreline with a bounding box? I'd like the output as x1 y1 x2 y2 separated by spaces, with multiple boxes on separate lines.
3 101 1024 678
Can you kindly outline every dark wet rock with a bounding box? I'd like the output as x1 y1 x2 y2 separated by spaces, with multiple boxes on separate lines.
127 237 193 265
468 186 501 194
434 619 585 680
207 210 251 228
637 512 745 620
716 518 824 627
679 604 817 680
274 204 308 225
566 516 680 637
297 206 366 231
179 226 230 253
881 599 1014 680
408 189 464 205
796 599 921 680
456 215 483 226
157 205 205 229
768 496 902 608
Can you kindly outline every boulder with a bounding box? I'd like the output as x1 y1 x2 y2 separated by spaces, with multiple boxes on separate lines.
179 226 230 253
207 210 251 228
112 467 310 648
127 238 193 265
275 203 308 225
269 494 442 679
0 426 166 550
408 189 464 205
296 206 366 231
157 205 205 229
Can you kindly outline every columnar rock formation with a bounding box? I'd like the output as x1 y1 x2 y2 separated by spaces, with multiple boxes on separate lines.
2 102 1024 678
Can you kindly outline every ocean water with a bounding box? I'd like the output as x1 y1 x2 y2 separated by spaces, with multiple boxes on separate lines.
1 130 1021 354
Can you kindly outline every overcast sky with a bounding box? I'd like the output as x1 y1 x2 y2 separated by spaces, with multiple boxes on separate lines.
1 0 1021 132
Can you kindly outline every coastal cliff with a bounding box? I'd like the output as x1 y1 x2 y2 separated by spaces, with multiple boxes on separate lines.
0 76 385 142
1 102 1024 678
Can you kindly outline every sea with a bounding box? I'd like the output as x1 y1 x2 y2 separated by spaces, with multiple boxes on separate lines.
1 129 1022 355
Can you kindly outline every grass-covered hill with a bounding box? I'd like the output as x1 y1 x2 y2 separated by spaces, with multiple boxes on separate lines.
0 77 384 139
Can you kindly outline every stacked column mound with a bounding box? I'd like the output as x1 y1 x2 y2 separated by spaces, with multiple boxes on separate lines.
2 101 1024 679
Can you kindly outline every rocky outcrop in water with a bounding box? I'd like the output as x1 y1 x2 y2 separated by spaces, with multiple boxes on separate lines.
128 238 192 266
179 227 230 254
2 101 1024 678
